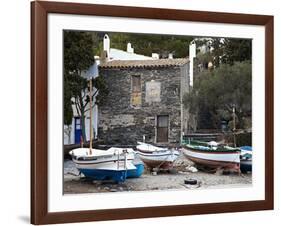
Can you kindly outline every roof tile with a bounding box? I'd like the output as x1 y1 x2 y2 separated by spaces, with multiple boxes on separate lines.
99 58 189 69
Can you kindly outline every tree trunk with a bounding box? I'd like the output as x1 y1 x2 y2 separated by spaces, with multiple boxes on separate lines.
79 94 87 142
67 125 71 144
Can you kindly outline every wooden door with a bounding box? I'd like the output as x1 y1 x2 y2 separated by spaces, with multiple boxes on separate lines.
74 117 82 144
157 115 169 143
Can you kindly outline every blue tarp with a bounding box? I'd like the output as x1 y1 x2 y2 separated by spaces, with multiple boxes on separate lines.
239 146 252 151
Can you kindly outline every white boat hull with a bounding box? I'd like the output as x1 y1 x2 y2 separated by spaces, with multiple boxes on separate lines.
136 151 179 162
182 148 240 170
73 159 136 171
136 142 180 169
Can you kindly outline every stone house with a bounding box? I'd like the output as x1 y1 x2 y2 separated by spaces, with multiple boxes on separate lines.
98 58 190 145
63 34 153 145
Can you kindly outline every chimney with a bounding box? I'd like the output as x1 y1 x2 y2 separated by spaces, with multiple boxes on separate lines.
103 34 110 59
189 41 196 87
127 43 134 53
152 53 159 59
168 53 173 59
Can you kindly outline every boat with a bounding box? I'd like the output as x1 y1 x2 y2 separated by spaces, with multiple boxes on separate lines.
126 162 145 178
239 146 252 173
69 78 144 182
69 147 143 182
181 140 241 171
135 142 180 169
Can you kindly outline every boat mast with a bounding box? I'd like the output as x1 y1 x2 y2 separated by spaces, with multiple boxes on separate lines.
89 78 93 155
232 106 236 147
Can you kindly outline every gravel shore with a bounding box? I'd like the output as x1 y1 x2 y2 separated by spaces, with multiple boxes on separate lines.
63 154 252 194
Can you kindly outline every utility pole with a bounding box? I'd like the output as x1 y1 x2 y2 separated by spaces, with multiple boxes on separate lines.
89 78 93 155
232 106 236 147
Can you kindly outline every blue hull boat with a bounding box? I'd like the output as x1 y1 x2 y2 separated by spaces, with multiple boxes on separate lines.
79 168 128 182
79 163 144 182
70 147 144 183
126 163 144 178
240 146 252 173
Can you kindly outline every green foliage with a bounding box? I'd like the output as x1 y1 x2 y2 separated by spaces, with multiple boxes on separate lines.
225 132 252 146
220 39 252 65
64 81 73 125
93 75 109 105
183 61 252 130
93 32 193 58
64 31 96 117
64 31 95 72
124 34 193 58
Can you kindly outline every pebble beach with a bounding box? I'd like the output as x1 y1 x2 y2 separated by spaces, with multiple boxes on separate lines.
63 153 252 194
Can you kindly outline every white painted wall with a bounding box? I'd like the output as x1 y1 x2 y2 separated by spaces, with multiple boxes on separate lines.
189 42 196 86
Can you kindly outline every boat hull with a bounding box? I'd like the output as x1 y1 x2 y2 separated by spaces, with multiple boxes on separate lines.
136 150 179 169
77 162 144 181
239 146 252 172
79 168 128 182
126 163 144 178
240 160 252 172
182 148 240 170
70 148 142 182
138 158 174 169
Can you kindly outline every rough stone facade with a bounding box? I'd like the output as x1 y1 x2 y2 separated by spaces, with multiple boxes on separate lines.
98 63 189 145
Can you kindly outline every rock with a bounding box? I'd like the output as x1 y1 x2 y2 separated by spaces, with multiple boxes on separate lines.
110 188 118 192
215 168 224 175
185 166 198 173
168 168 177 174
178 171 187 174
152 168 159 173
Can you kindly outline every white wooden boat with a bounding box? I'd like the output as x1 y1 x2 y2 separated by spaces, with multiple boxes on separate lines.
70 147 140 182
136 142 180 169
181 140 240 171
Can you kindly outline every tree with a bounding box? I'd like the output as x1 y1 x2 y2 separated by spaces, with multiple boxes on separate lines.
183 61 252 130
64 31 108 142
219 38 252 65
194 38 252 68
64 81 74 144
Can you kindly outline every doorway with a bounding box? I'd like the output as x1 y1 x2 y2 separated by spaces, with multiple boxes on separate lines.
156 115 169 143
74 117 82 144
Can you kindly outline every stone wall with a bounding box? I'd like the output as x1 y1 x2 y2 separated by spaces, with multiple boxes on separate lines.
98 66 187 145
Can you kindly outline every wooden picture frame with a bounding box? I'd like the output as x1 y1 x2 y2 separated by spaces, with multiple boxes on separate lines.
31 1 274 224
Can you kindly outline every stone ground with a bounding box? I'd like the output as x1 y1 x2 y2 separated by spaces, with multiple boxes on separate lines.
63 154 252 194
